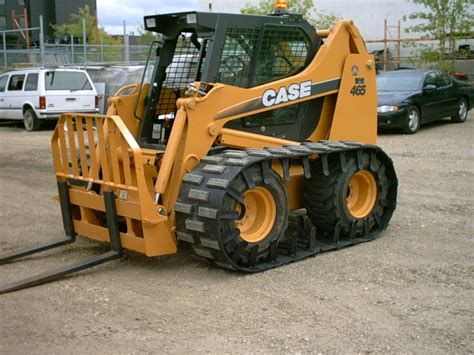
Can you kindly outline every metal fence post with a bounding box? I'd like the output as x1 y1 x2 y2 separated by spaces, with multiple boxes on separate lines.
2 32 6 67
71 34 74 64
123 21 129 63
82 17 87 68
100 33 104 63
39 15 45 65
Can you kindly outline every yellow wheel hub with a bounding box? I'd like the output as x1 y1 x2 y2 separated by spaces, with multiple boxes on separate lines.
346 170 378 218
236 187 276 243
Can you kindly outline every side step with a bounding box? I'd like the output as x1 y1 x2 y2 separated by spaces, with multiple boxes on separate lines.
0 182 123 295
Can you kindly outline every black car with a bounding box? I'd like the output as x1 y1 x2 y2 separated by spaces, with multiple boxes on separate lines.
377 70 473 134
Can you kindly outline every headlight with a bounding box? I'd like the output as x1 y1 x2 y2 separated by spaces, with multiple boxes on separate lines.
186 13 197 24
377 105 399 113
145 17 156 29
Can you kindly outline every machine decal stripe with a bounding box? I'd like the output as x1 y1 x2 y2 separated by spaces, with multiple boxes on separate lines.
310 77 342 96
214 78 341 121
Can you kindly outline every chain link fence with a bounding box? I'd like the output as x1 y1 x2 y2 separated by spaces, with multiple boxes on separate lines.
0 16 150 68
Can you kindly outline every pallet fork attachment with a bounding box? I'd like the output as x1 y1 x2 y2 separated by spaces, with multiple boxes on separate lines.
0 182 123 294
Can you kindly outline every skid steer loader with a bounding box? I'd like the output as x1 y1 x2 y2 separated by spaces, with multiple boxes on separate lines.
0 2 398 293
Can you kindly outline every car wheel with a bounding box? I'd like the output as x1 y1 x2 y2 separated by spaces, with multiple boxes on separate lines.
451 98 468 123
23 108 40 131
403 106 420 134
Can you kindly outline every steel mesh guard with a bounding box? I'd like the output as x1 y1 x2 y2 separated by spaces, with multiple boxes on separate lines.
253 25 308 86
217 25 309 88
217 27 259 87
157 34 201 119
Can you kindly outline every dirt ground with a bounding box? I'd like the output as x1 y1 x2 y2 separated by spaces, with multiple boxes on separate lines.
0 113 473 354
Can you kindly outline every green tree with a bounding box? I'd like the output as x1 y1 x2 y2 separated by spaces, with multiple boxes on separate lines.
404 0 473 70
241 0 338 29
134 24 162 61
51 5 122 62
136 24 161 46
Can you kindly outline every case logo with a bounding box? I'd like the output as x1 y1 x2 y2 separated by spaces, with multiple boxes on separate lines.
262 81 312 107
351 65 359 76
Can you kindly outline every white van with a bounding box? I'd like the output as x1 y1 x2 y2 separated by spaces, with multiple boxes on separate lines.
0 68 99 131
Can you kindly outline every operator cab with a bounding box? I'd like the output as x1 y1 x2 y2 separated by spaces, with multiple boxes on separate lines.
139 10 321 146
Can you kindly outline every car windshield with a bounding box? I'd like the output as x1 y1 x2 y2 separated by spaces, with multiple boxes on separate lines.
45 71 92 91
377 74 423 92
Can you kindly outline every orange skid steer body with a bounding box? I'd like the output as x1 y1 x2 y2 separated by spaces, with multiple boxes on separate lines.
1 10 397 293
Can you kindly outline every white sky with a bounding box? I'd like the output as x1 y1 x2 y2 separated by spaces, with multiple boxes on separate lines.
97 0 197 34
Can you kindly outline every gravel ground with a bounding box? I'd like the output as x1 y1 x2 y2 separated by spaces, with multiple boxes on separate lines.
0 113 473 354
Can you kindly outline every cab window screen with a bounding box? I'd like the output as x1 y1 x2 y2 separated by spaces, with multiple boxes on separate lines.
252 26 309 86
45 71 92 91
217 26 309 88
157 33 201 119
216 28 259 87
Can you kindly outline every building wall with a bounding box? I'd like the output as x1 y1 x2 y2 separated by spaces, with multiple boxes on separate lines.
0 1 27 31
0 0 97 44
54 0 97 25
0 0 96 34
29 0 55 37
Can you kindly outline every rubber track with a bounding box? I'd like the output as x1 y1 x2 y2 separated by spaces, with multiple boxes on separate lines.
175 141 398 272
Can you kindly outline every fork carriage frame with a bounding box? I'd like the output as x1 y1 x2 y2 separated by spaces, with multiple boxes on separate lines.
51 114 177 257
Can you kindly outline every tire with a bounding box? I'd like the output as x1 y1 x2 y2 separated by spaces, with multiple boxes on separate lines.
220 166 289 262
176 160 289 268
23 108 40 131
304 149 397 239
451 97 468 123
403 106 420 134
